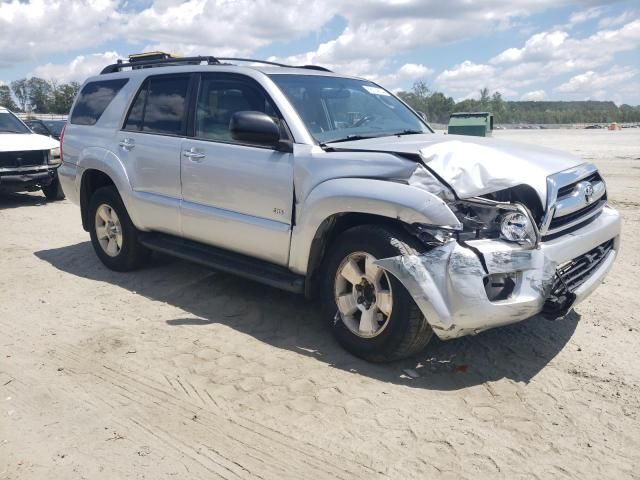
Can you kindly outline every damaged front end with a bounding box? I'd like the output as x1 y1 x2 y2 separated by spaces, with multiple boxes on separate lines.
376 167 621 340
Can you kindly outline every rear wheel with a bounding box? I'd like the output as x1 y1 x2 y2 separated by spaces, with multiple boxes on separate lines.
322 225 433 362
88 186 150 271
42 174 65 201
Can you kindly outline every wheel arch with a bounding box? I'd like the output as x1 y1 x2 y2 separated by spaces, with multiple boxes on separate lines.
290 178 461 299
80 169 117 231
302 212 414 298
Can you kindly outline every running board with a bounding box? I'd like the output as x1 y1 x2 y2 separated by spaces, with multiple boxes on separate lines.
138 232 305 294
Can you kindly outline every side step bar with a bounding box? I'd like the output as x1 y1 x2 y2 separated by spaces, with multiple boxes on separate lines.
138 232 305 294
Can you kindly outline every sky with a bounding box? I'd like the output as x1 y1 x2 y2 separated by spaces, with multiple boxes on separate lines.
0 0 639 104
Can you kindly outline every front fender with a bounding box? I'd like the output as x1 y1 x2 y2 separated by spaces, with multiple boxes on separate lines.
288 177 461 274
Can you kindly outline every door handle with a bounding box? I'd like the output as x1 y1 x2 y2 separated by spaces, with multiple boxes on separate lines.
183 148 206 161
119 138 135 150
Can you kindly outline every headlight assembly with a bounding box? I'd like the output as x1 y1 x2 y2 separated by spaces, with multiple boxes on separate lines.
48 147 61 165
451 198 539 247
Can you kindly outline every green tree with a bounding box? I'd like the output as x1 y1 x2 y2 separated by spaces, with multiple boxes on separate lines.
26 77 53 113
10 79 29 111
0 85 17 111
50 81 80 114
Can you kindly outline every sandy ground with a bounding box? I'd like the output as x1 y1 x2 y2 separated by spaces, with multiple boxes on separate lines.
1 129 639 479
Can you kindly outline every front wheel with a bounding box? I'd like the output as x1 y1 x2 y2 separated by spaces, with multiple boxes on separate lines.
322 225 433 362
88 186 150 271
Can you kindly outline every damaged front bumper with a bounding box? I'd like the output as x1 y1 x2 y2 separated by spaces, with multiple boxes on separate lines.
376 206 621 340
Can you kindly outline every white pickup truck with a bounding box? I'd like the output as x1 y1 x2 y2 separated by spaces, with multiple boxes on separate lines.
0 107 64 200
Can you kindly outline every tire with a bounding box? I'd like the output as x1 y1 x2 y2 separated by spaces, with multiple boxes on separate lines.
322 224 433 362
42 174 65 201
88 186 150 271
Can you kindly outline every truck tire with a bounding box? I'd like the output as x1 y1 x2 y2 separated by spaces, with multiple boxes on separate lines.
322 224 433 362
42 174 65 201
88 186 150 271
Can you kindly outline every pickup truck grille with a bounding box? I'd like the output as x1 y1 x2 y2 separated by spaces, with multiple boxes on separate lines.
550 239 614 294
0 150 47 169
541 166 607 239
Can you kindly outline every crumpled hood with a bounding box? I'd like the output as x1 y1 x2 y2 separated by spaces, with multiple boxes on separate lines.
0 133 59 152
326 133 584 203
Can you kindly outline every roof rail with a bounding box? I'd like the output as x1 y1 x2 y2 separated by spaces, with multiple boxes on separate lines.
100 56 221 74
217 58 332 72
100 55 332 74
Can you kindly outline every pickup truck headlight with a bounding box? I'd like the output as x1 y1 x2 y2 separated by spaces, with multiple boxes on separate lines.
48 147 61 165
452 199 539 247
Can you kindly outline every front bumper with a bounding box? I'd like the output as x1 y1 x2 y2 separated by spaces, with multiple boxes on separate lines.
0 167 57 192
376 206 621 340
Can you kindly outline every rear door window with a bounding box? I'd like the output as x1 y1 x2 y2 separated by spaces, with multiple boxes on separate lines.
70 79 128 126
124 75 190 136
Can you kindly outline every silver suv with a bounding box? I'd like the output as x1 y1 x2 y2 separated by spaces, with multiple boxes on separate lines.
59 55 621 362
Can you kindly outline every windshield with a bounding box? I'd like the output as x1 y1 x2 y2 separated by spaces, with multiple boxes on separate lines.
43 120 65 136
0 111 30 134
269 74 431 144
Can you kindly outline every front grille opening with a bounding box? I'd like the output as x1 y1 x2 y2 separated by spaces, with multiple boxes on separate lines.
0 150 47 169
556 172 601 198
548 199 604 230
550 239 614 294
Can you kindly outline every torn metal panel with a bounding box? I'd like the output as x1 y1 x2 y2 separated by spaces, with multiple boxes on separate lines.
321 133 584 203
375 239 559 340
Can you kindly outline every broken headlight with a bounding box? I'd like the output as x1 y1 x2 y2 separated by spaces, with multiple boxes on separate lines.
452 198 539 247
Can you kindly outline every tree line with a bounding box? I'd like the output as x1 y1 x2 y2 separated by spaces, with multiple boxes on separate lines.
2 76 640 124
0 77 80 115
397 82 640 125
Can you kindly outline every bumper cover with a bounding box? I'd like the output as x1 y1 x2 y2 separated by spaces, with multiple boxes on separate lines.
0 168 56 191
376 206 621 340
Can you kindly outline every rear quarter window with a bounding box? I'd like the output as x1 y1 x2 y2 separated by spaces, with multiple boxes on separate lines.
70 79 128 126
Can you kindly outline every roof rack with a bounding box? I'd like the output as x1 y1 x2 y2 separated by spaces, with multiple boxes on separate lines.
100 54 331 74
101 56 221 74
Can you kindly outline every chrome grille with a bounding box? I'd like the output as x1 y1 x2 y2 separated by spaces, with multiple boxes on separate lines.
550 239 614 294
0 150 47 169
541 164 607 238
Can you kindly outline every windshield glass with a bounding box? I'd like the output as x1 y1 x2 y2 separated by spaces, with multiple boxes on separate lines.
0 111 30 134
269 74 431 143
43 120 65 136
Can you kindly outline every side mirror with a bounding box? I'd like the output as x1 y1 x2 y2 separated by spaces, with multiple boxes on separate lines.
230 111 282 148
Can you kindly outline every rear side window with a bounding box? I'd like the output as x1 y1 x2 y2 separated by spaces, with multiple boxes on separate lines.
70 79 128 126
124 75 190 135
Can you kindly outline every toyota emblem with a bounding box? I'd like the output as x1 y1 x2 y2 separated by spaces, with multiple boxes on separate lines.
584 182 594 203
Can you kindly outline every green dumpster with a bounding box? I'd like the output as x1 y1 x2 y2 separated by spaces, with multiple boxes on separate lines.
448 112 493 137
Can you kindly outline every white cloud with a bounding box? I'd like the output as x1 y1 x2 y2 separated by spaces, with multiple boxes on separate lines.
598 9 638 29
521 90 546 101
435 61 496 92
31 52 120 83
567 7 604 27
372 63 434 91
0 0 121 67
554 66 638 94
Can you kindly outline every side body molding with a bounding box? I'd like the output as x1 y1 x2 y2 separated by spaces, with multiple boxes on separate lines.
288 177 461 274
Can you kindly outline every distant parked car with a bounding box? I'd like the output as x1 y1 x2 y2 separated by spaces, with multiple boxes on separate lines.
585 124 603 129
24 119 66 140
0 107 65 200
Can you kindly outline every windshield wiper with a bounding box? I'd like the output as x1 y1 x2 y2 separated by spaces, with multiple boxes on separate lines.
389 129 423 136
0 129 27 134
323 134 378 144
